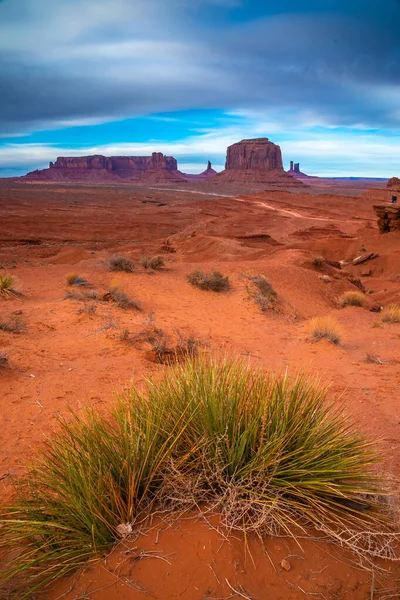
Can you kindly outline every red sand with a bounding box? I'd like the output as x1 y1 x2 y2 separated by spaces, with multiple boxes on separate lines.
0 180 399 599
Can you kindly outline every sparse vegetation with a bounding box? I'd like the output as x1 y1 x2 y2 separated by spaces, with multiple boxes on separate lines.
187 269 230 292
340 290 365 307
107 255 134 273
308 316 342 344
76 302 97 316
0 274 17 297
0 350 8 368
0 312 26 334
140 255 165 270
381 304 400 323
0 356 392 597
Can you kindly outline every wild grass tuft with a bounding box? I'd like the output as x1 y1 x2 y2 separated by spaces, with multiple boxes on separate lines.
187 270 230 292
0 356 394 596
66 272 89 287
0 274 17 298
107 255 134 273
307 316 342 344
106 286 141 310
381 304 400 323
340 290 365 307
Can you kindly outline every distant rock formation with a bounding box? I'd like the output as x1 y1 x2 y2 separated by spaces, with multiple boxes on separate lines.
180 161 218 182
387 176 400 188
288 161 309 178
203 138 305 188
25 152 183 182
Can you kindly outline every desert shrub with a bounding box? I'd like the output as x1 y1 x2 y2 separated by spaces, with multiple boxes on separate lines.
308 316 342 344
66 272 88 287
0 313 26 334
140 256 165 270
107 255 134 273
106 287 141 310
244 275 277 312
0 356 392 597
381 304 400 323
0 350 8 368
187 270 230 292
0 274 17 297
312 256 325 268
340 290 365 307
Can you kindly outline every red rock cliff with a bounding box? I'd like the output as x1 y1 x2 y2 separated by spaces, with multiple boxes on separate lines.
225 138 283 172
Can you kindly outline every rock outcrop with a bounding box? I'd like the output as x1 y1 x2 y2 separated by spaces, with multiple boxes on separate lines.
387 177 400 188
183 161 218 182
25 153 182 182
373 203 400 233
288 161 309 178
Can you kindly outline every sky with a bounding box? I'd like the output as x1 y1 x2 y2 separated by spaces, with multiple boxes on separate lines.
1 0 400 178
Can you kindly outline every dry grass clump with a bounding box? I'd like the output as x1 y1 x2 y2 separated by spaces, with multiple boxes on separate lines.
0 356 393 597
308 316 342 344
365 353 386 365
244 275 277 312
107 255 134 273
105 286 141 310
0 350 8 368
0 312 26 334
0 274 17 298
381 304 400 323
340 290 365 307
187 270 230 292
140 256 165 270
64 289 99 302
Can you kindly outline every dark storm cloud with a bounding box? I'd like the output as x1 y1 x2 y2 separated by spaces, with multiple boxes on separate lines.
1 0 400 134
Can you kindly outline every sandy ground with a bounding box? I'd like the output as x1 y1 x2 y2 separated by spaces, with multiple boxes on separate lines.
0 181 399 599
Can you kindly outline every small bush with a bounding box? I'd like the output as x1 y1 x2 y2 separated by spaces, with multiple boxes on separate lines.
365 353 386 365
107 255 134 273
312 256 325 268
187 270 230 292
0 313 26 334
244 275 277 312
140 256 165 270
0 350 8 368
381 304 400 323
340 290 365 307
0 274 16 297
308 316 342 344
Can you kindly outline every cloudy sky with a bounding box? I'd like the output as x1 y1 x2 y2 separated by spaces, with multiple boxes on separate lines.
1 0 400 177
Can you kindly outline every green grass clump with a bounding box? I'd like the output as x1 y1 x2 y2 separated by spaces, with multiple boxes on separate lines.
0 273 17 297
107 255 134 273
340 290 365 307
187 270 230 292
0 357 393 597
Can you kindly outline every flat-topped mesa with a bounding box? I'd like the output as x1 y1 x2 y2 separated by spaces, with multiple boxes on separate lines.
225 138 284 172
50 152 178 172
373 202 400 233
25 152 181 181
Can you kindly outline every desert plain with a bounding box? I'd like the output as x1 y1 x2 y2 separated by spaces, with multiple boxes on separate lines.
0 176 400 599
